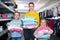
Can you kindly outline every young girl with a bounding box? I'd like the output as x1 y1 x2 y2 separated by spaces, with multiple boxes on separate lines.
34 18 53 40
7 12 23 40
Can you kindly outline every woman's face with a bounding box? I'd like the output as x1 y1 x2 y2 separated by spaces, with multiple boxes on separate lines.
29 4 34 11
41 19 46 26
14 13 20 20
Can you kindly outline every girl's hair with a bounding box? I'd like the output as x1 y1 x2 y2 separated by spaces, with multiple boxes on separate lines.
41 18 48 26
41 18 46 21
13 11 20 16
13 11 20 19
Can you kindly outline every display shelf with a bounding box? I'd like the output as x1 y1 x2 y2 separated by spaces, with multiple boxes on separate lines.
0 2 15 12
0 19 12 21
46 17 60 19
0 29 8 37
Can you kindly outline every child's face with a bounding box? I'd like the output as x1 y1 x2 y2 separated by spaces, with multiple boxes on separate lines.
41 19 46 26
14 13 20 20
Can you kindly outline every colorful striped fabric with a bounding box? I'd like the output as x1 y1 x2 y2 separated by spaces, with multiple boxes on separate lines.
8 20 22 26
7 20 22 31
23 16 37 29
35 34 51 39
7 20 22 37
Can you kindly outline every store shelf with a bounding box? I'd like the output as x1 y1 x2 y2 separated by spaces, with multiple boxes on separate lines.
0 2 14 12
46 17 60 19
0 29 8 37
0 19 11 21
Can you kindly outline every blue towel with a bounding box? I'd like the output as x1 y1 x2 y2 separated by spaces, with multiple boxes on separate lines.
7 20 22 37
11 32 22 37
7 20 22 26
35 34 51 39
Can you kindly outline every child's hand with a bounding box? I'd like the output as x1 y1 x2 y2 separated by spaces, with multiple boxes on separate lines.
38 33 43 36
38 31 44 36
10 28 17 31
43 31 48 34
15 29 21 32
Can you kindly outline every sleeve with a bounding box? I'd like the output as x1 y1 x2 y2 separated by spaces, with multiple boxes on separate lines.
21 20 23 27
47 27 52 31
7 22 11 26
35 27 41 31
20 20 23 30
35 12 40 27
34 27 39 35
24 12 27 17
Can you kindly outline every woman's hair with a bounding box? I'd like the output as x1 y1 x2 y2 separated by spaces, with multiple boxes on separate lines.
29 2 34 6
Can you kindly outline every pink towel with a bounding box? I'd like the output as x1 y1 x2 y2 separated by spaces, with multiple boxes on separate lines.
23 24 36 26
1 14 7 18
10 28 21 32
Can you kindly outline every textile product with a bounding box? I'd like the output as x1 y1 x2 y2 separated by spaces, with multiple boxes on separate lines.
0 0 2 2
6 13 13 18
52 7 58 17
12 37 21 40
34 26 51 39
23 24 36 26
39 12 43 18
23 11 40 40
7 20 22 37
35 26 51 31
23 29 35 40
11 32 22 37
0 26 3 32
35 34 50 39
8 25 22 32
57 6 60 13
37 30 49 36
24 12 40 27
46 10 53 18
8 20 22 26
1 14 7 18
57 6 60 16
48 19 54 30
23 16 37 29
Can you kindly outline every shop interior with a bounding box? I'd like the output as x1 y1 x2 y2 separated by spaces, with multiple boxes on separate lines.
0 0 60 40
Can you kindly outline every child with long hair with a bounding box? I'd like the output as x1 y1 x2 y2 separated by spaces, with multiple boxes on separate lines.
34 18 53 40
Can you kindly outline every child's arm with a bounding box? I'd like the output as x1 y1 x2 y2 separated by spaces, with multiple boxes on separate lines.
48 29 53 34
34 30 38 35
33 27 40 35
43 27 53 34
44 28 53 34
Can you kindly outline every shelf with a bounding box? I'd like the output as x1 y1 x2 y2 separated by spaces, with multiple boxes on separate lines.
46 17 60 19
0 19 11 21
0 2 15 13
0 29 8 37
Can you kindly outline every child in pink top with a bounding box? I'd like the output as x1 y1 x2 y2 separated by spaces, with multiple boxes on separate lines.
34 18 53 40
